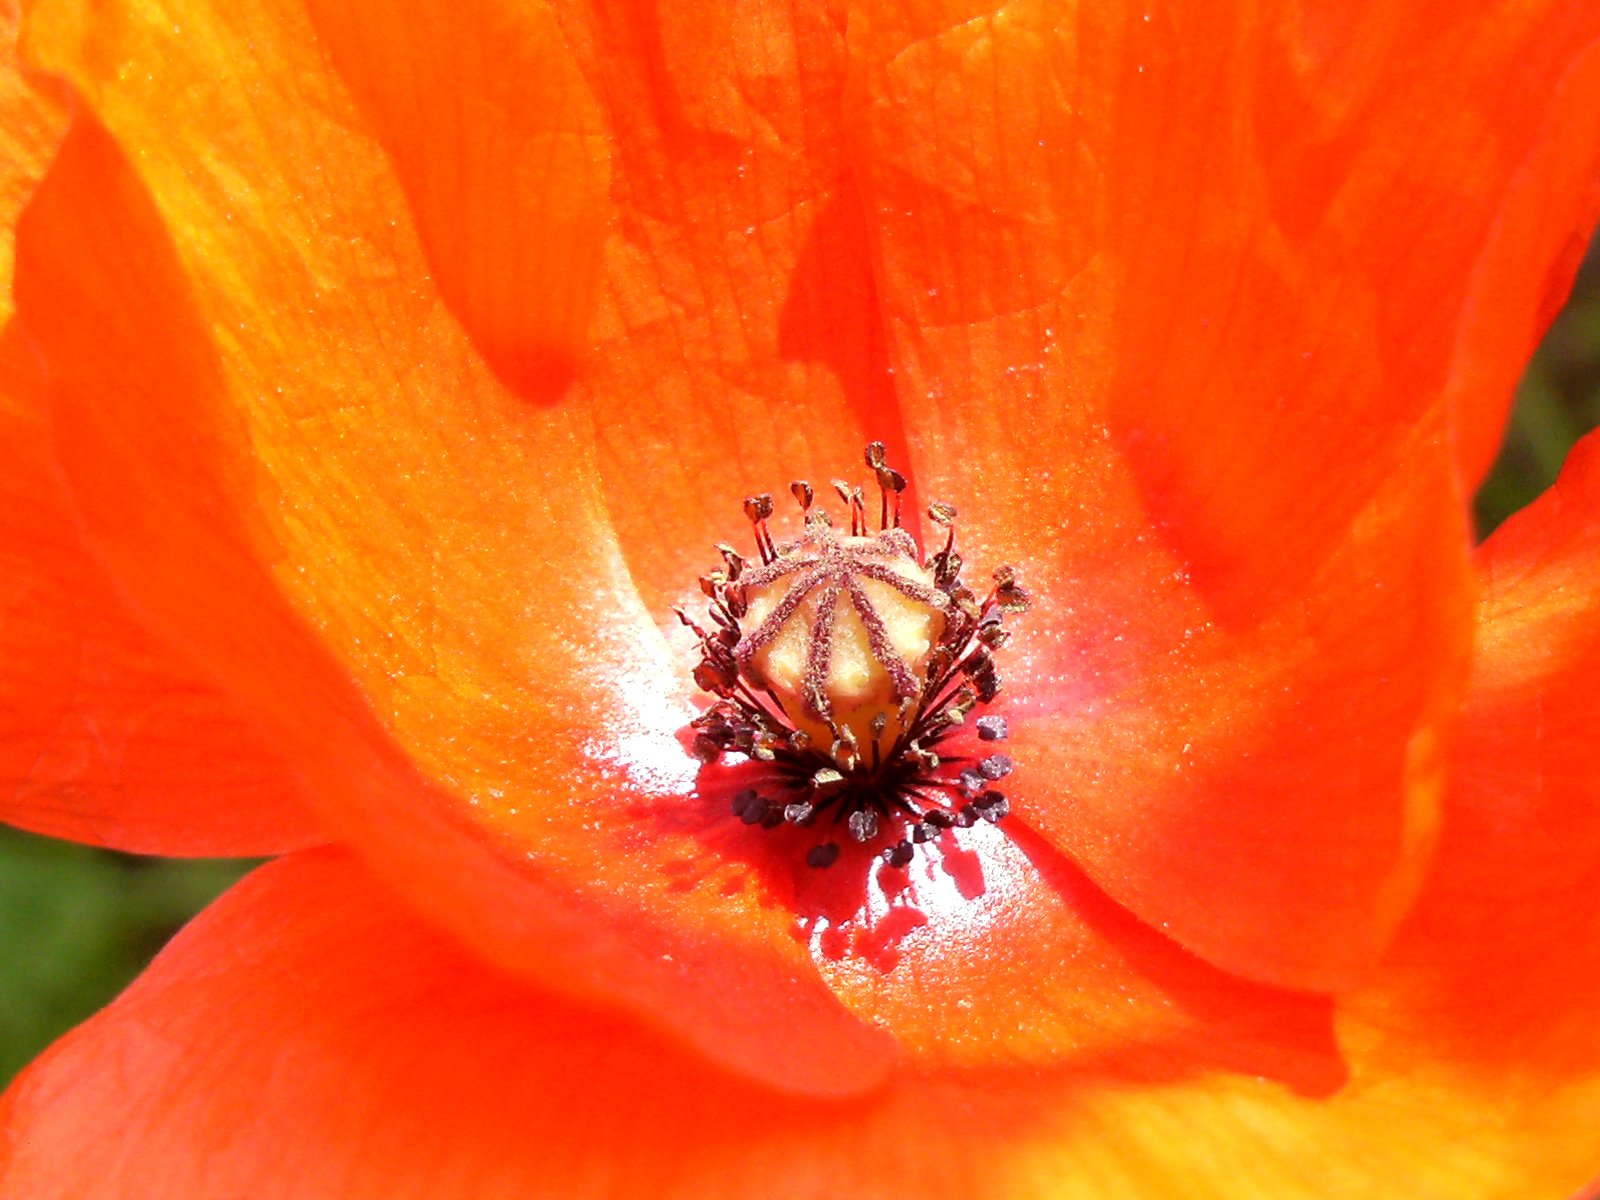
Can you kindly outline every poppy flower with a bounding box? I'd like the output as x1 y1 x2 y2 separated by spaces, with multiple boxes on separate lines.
4 0 1600 1194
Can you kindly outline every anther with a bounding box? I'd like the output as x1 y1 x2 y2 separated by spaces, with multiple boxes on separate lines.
973 791 1009 822
807 843 841 869
979 753 1014 780
976 715 1009 741
848 809 880 843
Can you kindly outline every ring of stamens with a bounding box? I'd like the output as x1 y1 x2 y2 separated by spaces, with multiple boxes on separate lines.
679 442 1030 869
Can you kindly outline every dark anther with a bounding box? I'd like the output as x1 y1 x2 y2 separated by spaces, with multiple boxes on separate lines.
958 768 985 794
974 791 1010 822
784 801 816 825
976 715 1009 741
883 840 915 868
953 806 978 828
807 842 841 869
978 624 1011 650
924 808 955 829
995 572 1031 612
790 480 814 511
693 660 736 696
744 493 777 563
865 441 888 470
979 753 1014 780
911 822 938 844
848 809 880 843
926 501 957 526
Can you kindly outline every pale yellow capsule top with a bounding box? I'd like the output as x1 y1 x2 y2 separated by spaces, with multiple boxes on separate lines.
739 532 945 760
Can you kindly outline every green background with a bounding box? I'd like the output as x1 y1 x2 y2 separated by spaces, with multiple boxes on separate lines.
3 243 1599 1090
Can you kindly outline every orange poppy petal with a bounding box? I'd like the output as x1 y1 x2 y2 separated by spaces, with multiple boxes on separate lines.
551 0 904 614
1374 428 1600 1072
3 849 1595 1200
303 0 608 403
16 0 932 1092
14 0 1335 1082
841 0 1600 990
0 0 62 317
1 4 319 854
12 81 895 1094
0 345 326 854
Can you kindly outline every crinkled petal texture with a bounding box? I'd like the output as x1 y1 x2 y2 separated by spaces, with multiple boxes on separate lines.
4 0 1600 1165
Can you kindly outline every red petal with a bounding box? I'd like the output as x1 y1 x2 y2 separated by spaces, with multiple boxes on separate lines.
3 849 1593 1200
843 0 1600 989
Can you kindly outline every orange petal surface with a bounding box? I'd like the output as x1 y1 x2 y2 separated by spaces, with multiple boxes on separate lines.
306 0 609 401
1370 428 1600 1073
0 1 321 854
0 351 326 855
8 0 1352 1082
844 0 1600 989
13 82 896 1095
552 0 909 615
0 0 59 314
3 847 1596 1200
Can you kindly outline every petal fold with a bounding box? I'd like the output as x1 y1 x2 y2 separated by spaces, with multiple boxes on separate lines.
550 0 905 615
0 357 326 855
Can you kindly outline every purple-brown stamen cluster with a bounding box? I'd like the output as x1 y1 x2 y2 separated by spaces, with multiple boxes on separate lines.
678 443 1030 869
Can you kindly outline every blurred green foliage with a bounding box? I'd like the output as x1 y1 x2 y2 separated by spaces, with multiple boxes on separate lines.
2 243 1598 1093
0 828 255 1083
1476 245 1600 535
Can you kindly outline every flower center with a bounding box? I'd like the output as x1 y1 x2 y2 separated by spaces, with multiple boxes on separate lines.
680 442 1029 869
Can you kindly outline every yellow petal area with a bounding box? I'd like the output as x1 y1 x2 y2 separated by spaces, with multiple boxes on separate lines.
0 0 63 311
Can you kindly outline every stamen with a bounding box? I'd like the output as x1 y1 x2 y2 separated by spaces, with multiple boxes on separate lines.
685 443 1029 870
